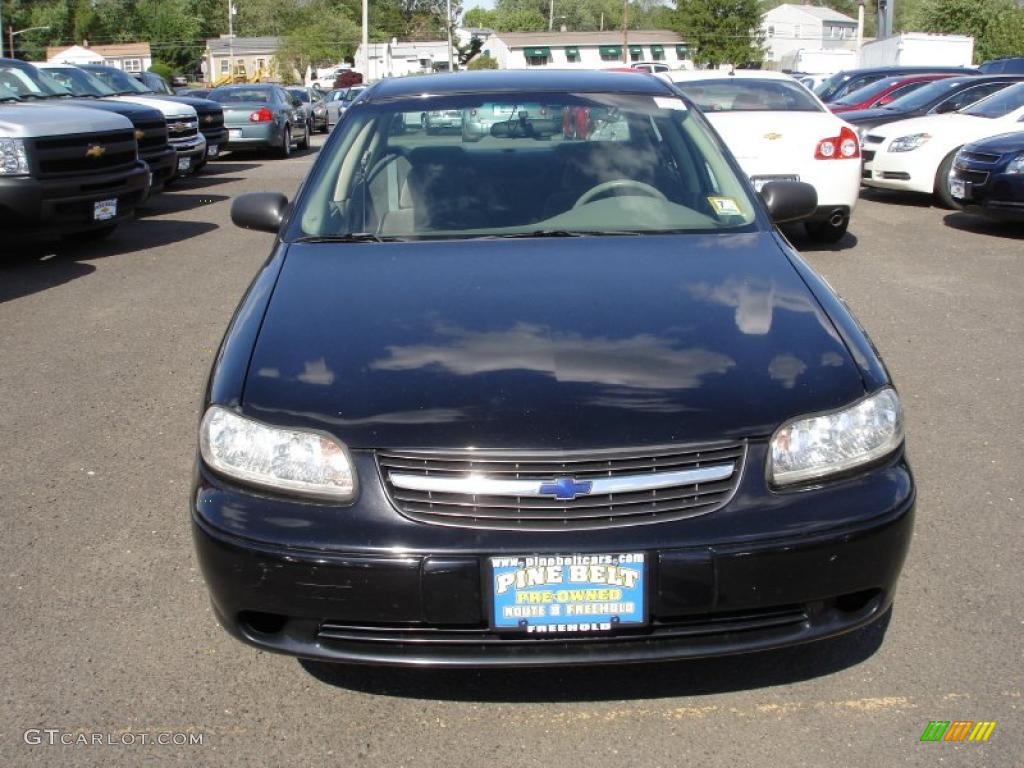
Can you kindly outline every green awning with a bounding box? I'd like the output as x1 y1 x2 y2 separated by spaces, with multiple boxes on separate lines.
599 45 622 57
650 44 664 55
676 44 690 56
524 47 550 57
629 45 643 55
564 46 579 56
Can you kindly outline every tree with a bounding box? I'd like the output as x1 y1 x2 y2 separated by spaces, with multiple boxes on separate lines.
674 0 764 67
463 6 499 27
467 53 498 69
274 1 361 74
912 0 1024 61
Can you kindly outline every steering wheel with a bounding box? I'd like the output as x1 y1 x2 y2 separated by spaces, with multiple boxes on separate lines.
573 179 667 209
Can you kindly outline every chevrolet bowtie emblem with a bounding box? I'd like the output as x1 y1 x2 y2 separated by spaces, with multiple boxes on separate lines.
170 122 187 132
203 115 213 124
85 143 106 158
134 128 145 140
764 132 783 141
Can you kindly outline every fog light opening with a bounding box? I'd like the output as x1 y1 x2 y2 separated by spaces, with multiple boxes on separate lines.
835 589 881 615
240 610 288 635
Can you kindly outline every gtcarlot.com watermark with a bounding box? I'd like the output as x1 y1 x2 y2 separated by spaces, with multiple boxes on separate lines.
24 728 204 747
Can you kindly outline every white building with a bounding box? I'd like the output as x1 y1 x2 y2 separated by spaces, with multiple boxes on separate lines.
761 5 857 68
485 30 689 70
47 43 153 73
354 40 453 81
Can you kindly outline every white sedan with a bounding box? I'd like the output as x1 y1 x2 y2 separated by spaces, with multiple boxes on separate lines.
861 82 1024 207
658 69 861 242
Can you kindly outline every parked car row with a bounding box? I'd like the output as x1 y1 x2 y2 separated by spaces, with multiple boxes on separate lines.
0 59 323 241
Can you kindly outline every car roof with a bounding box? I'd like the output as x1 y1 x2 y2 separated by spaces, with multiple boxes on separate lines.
367 70 673 100
662 69 797 83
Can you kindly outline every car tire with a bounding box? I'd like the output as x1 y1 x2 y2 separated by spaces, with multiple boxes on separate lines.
805 215 849 244
277 127 291 158
934 149 962 210
298 123 310 150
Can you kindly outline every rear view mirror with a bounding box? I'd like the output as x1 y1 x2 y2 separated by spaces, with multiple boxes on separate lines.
759 181 818 224
231 192 288 233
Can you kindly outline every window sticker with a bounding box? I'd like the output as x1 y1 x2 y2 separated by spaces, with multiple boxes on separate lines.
707 196 742 216
653 96 688 111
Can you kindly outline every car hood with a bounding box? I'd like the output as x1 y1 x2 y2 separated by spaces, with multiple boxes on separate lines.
0 103 132 136
110 95 196 120
143 94 222 116
871 112 1011 141
241 234 866 450
964 130 1024 155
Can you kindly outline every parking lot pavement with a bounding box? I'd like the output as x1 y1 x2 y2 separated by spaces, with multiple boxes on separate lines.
1 135 1021 766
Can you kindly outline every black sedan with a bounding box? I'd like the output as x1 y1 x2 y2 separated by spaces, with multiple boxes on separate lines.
193 70 914 667
839 74 1024 135
950 131 1024 222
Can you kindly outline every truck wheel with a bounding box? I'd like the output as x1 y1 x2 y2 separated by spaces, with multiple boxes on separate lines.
805 215 849 244
277 127 291 158
934 149 962 210
298 123 310 150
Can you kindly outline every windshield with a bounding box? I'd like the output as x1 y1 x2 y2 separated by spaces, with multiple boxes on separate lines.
86 67 153 94
288 88 309 103
832 76 907 106
0 64 69 98
343 87 364 103
292 91 758 241
814 71 849 99
207 87 273 104
41 66 116 97
961 82 1024 117
883 78 966 111
671 79 822 112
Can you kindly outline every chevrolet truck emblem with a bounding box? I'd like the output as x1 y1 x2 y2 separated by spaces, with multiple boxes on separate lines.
203 115 213 124
134 129 145 140
764 132 783 141
170 122 188 133
85 143 106 158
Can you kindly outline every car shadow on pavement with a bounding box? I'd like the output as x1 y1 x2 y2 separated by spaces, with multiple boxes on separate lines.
858 188 934 208
0 219 218 304
300 608 893 702
942 211 1024 239
199 162 261 176
779 224 859 254
137 192 230 218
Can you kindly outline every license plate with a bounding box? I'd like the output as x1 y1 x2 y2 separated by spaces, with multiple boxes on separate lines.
229 129 242 140
490 553 646 634
207 144 219 158
178 156 191 172
751 175 799 192
950 178 967 200
493 105 514 115
93 199 117 221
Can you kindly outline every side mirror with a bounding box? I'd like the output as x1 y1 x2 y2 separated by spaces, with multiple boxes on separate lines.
759 180 818 224
231 192 288 233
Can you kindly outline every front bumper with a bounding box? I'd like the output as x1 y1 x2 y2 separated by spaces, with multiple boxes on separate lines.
169 134 207 177
952 167 1024 222
140 145 177 195
199 125 227 155
192 447 915 667
0 161 149 231
861 142 938 194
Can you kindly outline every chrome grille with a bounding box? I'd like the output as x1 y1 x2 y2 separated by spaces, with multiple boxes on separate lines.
198 109 224 128
956 169 990 185
377 443 745 530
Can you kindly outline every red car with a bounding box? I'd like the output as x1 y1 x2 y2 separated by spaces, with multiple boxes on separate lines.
828 73 955 113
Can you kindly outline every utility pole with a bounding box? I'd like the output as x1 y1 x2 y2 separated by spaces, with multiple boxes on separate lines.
446 0 453 72
549 0 554 32
227 0 234 78
362 0 369 77
622 0 629 65
0 1 5 59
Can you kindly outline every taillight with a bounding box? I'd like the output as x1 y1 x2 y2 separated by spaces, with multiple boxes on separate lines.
249 107 273 123
815 126 860 160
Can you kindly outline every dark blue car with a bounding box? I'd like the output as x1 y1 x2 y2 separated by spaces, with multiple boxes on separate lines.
950 131 1024 222
192 71 914 667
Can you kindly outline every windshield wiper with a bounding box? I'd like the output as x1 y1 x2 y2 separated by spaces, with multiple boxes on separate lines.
483 229 592 239
293 233 407 243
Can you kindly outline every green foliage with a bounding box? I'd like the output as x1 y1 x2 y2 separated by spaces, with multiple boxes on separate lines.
911 0 1024 61
467 52 498 69
463 7 499 27
675 0 764 67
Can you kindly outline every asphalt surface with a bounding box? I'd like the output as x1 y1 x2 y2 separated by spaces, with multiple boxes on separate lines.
1 134 1021 767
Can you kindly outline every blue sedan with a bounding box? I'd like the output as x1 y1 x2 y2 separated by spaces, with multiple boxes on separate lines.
950 131 1024 222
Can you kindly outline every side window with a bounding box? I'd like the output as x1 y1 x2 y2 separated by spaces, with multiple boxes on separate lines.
941 84 1003 112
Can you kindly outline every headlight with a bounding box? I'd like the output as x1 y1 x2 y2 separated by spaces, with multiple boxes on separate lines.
888 133 931 153
0 138 29 175
199 406 357 501
1006 151 1024 175
769 388 903 486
